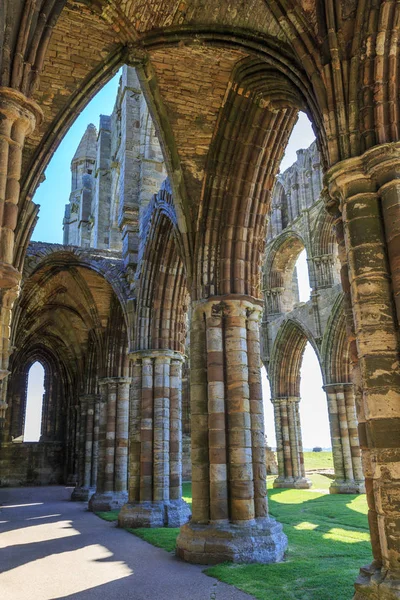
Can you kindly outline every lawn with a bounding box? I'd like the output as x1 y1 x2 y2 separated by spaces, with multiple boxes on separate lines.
95 475 370 600
303 451 334 471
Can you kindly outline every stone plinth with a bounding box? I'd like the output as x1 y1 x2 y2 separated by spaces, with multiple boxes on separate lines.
176 517 287 565
329 479 365 495
354 563 400 600
273 476 312 489
89 491 128 512
118 498 191 528
71 486 95 502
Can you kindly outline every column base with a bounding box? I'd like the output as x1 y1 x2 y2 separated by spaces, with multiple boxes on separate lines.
273 476 312 489
118 499 191 528
330 479 365 494
176 517 288 565
71 486 96 502
88 491 128 512
354 563 400 599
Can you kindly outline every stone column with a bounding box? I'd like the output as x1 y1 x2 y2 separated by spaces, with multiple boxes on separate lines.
71 394 99 501
176 296 287 565
326 144 400 598
118 350 191 528
0 89 42 429
324 383 365 494
272 397 311 489
89 377 130 511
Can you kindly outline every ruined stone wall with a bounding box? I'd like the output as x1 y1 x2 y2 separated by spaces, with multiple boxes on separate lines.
0 442 65 487
262 142 364 495
262 142 343 378
63 66 167 257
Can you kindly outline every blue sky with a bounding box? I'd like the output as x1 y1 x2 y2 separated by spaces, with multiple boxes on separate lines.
27 77 329 449
32 71 122 243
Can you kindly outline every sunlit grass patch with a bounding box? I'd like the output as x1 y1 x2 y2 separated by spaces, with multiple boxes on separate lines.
322 527 371 544
303 451 334 471
93 481 372 599
294 521 319 531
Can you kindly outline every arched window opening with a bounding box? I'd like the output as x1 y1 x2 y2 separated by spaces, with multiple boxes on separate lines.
24 362 45 442
266 237 310 314
32 71 121 244
261 365 276 448
295 249 312 303
299 343 332 466
280 112 316 173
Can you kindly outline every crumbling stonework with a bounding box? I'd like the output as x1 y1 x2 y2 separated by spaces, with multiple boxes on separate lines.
262 143 364 495
0 4 399 596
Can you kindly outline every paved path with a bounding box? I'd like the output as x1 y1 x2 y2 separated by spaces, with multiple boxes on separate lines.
0 486 254 600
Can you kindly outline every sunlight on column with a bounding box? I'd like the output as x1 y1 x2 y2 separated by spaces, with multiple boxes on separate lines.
24 362 45 442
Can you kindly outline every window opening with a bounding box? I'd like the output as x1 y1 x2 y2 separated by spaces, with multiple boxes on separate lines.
24 362 45 442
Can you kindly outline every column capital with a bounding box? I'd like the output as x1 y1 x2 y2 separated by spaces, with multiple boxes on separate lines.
324 141 400 213
98 376 131 386
0 87 43 131
192 294 263 320
271 396 300 405
323 382 353 393
128 349 184 363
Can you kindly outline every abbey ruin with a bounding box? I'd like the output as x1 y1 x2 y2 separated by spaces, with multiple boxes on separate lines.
0 3 400 599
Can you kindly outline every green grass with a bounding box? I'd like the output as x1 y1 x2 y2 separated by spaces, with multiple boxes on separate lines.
95 509 120 522
303 451 334 471
94 475 371 599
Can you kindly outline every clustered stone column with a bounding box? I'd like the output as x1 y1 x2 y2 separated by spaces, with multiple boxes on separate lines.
272 396 311 489
118 350 191 528
71 394 100 501
176 296 287 564
89 377 130 511
324 383 364 494
326 143 400 598
0 89 42 428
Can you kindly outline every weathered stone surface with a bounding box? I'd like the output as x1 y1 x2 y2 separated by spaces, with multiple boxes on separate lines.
71 486 96 502
1 6 400 594
89 491 129 512
176 518 287 565
118 498 191 528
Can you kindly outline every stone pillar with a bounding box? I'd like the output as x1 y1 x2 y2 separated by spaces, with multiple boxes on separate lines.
0 89 42 429
176 296 287 565
326 144 400 598
118 350 191 528
324 383 365 494
71 394 99 501
272 397 311 489
89 377 130 511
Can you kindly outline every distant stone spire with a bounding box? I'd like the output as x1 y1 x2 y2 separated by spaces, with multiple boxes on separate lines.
71 123 97 164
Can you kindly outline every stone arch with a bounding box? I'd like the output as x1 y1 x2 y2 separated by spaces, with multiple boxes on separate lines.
264 230 309 314
193 56 307 300
7 343 73 444
321 293 351 385
311 205 341 289
269 317 321 398
267 181 290 240
134 180 189 353
22 244 132 346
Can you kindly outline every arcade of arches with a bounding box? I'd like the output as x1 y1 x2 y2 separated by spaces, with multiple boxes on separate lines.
0 2 400 598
